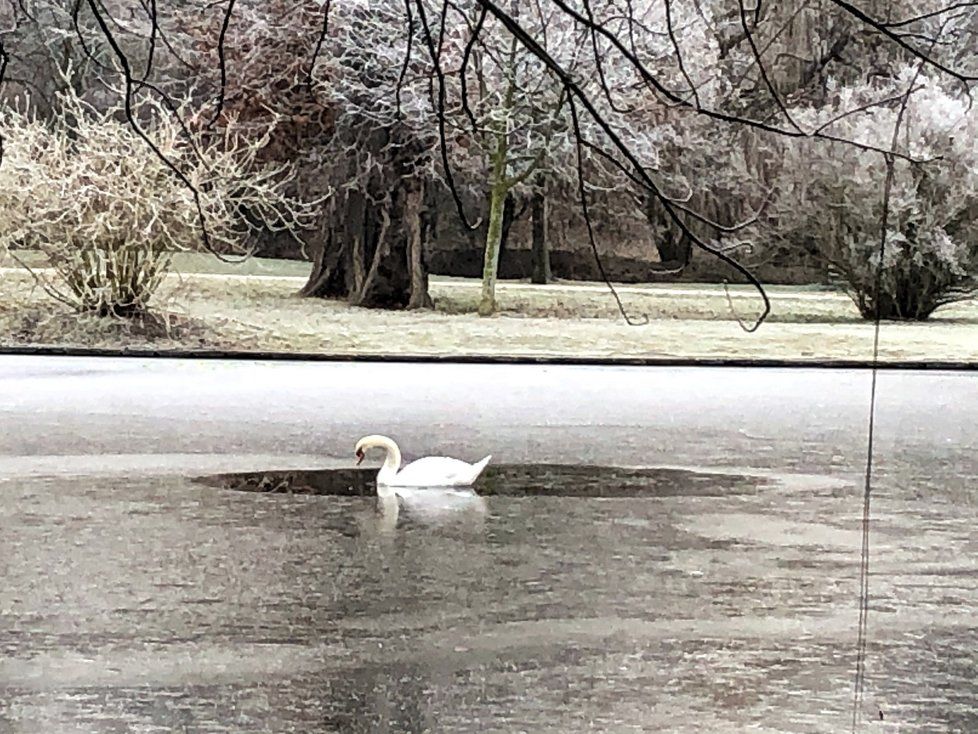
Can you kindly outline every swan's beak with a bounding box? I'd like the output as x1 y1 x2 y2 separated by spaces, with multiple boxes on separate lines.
355 449 365 466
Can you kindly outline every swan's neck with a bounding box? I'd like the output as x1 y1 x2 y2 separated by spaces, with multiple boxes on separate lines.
375 437 402 484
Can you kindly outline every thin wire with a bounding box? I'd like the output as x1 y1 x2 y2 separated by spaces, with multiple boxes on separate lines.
851 50 934 731
852 280 881 731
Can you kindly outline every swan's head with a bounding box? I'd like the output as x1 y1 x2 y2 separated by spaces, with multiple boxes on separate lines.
355 435 394 466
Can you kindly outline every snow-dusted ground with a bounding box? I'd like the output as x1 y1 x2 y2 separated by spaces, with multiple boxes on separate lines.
2 265 977 361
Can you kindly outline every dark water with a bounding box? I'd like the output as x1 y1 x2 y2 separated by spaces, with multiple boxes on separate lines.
1 464 976 733
193 464 764 498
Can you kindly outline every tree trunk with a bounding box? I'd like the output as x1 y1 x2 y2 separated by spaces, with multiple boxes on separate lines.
301 123 432 309
406 181 433 309
300 199 354 299
479 129 509 316
350 193 368 295
352 198 395 307
644 195 692 270
498 192 516 271
302 180 431 309
301 128 431 309
656 232 692 268
479 184 508 316
530 190 551 284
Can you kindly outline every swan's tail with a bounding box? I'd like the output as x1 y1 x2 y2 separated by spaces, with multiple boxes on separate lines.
470 455 492 483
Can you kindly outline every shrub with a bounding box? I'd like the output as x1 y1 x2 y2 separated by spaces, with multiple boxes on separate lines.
0 78 318 317
778 73 978 320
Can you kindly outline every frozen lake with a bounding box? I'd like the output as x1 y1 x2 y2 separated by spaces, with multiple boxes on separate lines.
0 356 975 732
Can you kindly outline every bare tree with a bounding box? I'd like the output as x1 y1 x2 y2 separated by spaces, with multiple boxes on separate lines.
436 1 577 313
300 1 439 308
166 0 438 309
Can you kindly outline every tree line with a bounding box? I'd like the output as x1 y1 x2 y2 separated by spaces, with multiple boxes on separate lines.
0 0 976 322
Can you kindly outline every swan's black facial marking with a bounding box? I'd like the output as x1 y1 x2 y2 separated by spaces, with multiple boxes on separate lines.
355 448 365 465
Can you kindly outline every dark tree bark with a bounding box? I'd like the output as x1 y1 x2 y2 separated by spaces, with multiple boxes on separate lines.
497 192 516 268
530 190 552 284
301 128 432 309
406 180 433 309
494 192 531 279
644 194 692 270
655 230 692 268
299 206 354 299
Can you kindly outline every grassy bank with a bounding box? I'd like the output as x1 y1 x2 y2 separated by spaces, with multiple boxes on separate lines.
1 255 976 362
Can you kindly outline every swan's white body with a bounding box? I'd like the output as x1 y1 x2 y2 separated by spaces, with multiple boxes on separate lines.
355 434 491 487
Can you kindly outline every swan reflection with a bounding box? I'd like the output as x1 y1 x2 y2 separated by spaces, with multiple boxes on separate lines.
372 484 488 531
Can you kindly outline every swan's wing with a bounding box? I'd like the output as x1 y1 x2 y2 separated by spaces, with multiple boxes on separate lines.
392 456 485 487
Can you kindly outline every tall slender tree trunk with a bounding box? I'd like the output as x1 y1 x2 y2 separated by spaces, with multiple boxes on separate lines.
406 181 432 309
479 129 509 316
479 184 507 316
300 197 354 298
348 192 368 294
530 189 551 284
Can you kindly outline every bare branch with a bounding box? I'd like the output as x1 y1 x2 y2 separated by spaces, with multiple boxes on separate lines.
306 0 331 88
208 0 236 127
829 0 978 83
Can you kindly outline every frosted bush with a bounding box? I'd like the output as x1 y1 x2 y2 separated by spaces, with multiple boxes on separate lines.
0 79 318 317
780 72 978 319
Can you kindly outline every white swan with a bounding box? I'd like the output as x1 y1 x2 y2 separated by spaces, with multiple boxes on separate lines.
355 434 491 487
